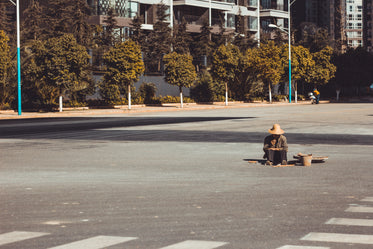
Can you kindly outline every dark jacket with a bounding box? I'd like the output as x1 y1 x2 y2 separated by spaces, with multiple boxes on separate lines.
263 134 288 152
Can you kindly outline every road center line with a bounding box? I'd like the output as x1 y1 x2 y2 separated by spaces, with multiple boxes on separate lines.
301 232 373 244
326 218 373 226
0 231 49 246
47 236 137 249
159 240 228 249
345 206 373 213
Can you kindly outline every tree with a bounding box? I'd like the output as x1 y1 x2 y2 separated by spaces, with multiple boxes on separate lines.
333 47 373 95
142 3 171 73
0 30 14 108
190 70 215 103
102 7 120 47
307 46 336 87
191 18 214 69
23 34 92 110
101 39 144 109
0 1 13 35
172 18 192 54
62 0 93 47
254 41 284 103
163 52 196 108
282 45 315 100
296 23 330 52
211 44 241 105
130 14 145 46
22 0 45 42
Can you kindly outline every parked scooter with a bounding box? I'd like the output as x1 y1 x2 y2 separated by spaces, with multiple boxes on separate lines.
308 92 317 104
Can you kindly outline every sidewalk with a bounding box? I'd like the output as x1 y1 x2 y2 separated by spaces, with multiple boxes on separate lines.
0 100 317 120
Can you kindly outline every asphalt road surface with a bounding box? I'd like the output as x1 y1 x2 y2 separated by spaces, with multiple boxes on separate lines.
0 103 372 249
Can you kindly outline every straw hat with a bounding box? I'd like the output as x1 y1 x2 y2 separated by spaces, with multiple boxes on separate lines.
268 124 284 135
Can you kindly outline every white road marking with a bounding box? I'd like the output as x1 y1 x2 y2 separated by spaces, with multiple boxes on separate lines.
361 197 373 202
47 236 137 249
159 240 228 249
277 246 330 249
301 232 373 244
345 206 373 213
326 218 373 226
0 231 49 246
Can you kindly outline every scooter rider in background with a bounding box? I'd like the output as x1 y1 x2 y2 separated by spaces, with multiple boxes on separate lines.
313 88 320 104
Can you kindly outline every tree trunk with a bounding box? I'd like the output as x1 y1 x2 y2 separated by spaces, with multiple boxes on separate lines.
268 83 272 104
59 95 63 112
179 87 183 108
294 81 298 103
225 82 228 106
128 84 131 110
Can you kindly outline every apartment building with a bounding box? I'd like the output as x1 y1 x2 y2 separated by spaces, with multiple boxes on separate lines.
291 0 347 52
363 0 373 51
86 0 289 43
345 0 363 48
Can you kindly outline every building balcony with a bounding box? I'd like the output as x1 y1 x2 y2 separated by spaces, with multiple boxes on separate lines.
173 0 234 11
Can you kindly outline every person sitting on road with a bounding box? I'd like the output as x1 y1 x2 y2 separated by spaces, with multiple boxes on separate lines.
263 124 288 166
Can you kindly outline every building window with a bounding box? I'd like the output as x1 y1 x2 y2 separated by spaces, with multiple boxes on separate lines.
227 14 235 28
248 16 258 30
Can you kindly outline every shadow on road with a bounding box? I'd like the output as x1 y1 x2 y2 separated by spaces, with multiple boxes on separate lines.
1 116 372 145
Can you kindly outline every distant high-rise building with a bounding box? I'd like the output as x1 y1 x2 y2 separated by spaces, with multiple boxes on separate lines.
345 0 363 48
292 0 347 52
363 0 373 52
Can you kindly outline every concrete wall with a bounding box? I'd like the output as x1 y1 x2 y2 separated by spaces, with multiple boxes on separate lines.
92 75 190 98
135 76 190 97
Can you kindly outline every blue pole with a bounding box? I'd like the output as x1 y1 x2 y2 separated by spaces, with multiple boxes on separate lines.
16 0 21 115
289 59 291 103
17 47 21 115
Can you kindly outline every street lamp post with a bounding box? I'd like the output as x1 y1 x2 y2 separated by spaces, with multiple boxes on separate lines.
8 0 21 115
268 0 296 104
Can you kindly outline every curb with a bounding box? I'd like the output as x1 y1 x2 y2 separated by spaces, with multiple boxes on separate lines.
0 101 325 120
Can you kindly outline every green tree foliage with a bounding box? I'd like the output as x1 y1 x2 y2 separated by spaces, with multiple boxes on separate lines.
130 14 145 45
296 23 330 52
22 0 92 47
307 46 336 87
0 30 14 108
211 44 241 105
251 41 284 103
23 34 92 109
282 45 315 96
163 52 196 107
62 0 93 47
142 3 171 73
228 47 258 101
0 1 13 35
192 18 214 68
333 47 373 95
22 0 45 42
100 40 144 105
172 18 192 54
139 82 157 104
190 70 215 103
101 7 120 47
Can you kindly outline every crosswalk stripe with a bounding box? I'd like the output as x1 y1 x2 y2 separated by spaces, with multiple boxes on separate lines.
345 206 373 213
362 197 373 202
326 218 373 226
159 240 228 249
0 231 50 246
277 245 330 249
301 232 373 244
47 236 137 249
